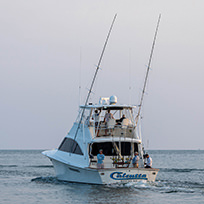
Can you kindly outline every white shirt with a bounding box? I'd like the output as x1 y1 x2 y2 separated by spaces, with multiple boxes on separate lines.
104 112 113 122
92 113 100 122
146 157 152 167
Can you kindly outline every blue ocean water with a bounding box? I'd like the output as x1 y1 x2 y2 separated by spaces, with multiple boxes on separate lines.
0 150 203 204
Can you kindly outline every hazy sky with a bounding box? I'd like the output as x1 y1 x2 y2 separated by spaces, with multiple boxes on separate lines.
1 0 204 150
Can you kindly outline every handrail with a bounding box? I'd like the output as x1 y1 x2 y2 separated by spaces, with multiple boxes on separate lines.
89 124 136 139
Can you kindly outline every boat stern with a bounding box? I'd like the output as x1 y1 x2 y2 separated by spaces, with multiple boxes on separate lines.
97 168 159 184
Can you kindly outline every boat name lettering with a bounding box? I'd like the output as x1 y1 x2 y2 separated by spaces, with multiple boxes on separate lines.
110 172 147 180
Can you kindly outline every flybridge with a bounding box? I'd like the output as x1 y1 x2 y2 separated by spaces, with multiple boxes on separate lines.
80 104 136 109
77 96 139 139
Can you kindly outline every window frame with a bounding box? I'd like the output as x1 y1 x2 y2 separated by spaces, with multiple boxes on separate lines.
58 138 83 155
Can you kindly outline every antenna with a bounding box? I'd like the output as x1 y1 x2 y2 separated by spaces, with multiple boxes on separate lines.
129 48 132 104
135 14 161 128
79 47 82 107
72 14 117 153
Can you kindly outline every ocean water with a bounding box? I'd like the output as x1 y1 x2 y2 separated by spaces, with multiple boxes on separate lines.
0 150 203 204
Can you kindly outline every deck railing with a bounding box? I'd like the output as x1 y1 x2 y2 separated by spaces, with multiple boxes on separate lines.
89 122 136 138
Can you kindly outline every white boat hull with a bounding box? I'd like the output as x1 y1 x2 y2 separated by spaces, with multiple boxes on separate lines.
51 159 159 185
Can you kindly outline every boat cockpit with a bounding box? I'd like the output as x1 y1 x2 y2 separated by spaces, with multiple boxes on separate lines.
89 139 140 168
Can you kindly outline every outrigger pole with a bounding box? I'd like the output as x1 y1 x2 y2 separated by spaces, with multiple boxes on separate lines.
72 14 117 153
135 14 161 128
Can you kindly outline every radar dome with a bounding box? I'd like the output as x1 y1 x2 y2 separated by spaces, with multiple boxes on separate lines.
110 95 117 105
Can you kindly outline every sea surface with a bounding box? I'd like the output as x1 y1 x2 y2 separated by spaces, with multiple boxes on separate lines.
0 150 203 204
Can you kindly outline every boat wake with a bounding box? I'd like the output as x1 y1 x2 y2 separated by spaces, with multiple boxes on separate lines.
31 176 204 195
106 179 204 194
31 176 67 184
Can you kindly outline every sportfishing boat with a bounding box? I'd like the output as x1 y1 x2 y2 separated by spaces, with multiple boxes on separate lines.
42 14 161 184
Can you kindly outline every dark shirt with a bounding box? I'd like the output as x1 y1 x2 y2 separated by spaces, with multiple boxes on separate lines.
119 116 126 123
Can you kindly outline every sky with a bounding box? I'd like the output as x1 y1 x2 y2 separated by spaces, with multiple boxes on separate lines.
0 0 204 150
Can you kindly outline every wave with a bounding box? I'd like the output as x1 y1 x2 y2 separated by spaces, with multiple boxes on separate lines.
28 165 53 168
0 165 53 168
31 176 68 184
159 168 204 173
157 180 204 189
0 165 18 168
160 187 195 194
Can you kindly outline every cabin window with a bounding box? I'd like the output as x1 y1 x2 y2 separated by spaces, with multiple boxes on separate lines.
121 142 131 155
58 138 83 155
134 143 138 153
91 142 116 156
91 142 136 156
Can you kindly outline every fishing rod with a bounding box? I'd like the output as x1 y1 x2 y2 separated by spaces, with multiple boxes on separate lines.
72 14 117 153
135 14 161 128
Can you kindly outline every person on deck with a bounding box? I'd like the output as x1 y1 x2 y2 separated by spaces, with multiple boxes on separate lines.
92 109 101 136
132 152 139 168
97 149 105 169
104 110 114 123
145 154 152 168
104 110 114 135
116 114 126 125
